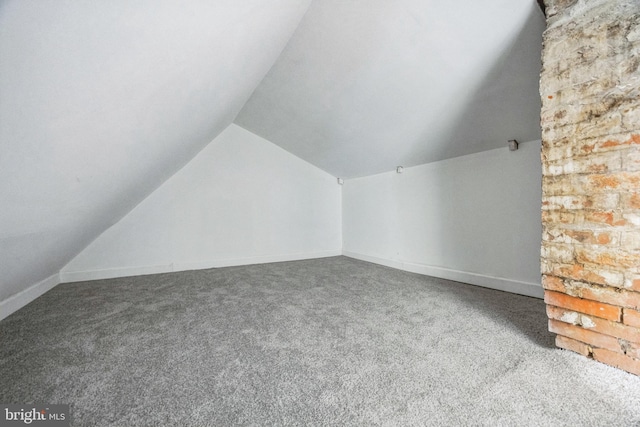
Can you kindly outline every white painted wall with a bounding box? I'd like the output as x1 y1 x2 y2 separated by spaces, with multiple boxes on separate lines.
342 140 543 298
60 125 342 282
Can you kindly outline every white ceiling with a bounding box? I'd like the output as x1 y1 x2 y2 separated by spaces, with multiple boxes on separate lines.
236 0 545 178
0 0 311 300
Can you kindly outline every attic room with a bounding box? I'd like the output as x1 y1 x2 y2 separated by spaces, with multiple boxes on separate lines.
1 0 639 425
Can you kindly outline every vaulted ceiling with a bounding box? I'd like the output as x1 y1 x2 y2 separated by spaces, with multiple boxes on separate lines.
0 0 544 301
237 0 545 178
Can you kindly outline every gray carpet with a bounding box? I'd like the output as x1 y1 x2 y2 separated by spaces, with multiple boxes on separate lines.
1 256 639 426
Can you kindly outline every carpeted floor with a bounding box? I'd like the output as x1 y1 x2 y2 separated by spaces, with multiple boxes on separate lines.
1 256 639 426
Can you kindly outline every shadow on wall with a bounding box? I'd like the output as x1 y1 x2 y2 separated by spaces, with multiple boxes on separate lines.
419 2 544 284
415 2 545 161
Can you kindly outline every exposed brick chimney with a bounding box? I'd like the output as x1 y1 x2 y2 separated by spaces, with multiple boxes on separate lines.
540 0 640 375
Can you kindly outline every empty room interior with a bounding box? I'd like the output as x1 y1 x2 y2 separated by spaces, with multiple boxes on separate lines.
2 0 640 425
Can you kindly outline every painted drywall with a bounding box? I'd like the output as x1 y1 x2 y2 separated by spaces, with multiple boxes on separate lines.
342 140 543 297
236 0 545 178
0 0 311 305
61 124 341 281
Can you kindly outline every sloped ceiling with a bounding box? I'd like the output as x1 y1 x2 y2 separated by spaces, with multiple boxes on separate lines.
236 0 545 178
0 0 311 301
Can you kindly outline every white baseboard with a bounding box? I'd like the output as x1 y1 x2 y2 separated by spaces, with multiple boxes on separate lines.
343 251 543 299
173 250 342 271
0 273 61 321
60 250 343 283
60 263 175 283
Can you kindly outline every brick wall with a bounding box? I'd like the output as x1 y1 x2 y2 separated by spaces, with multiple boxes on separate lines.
540 0 640 375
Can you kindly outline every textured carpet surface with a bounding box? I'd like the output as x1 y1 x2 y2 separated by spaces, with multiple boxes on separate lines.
1 256 639 426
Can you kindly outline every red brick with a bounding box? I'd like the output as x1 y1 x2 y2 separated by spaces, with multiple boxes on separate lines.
587 211 614 225
542 210 581 225
556 334 591 356
595 134 640 151
543 227 616 245
575 248 640 269
592 348 640 376
578 286 640 311
541 174 578 196
542 195 588 210
585 210 626 226
597 233 612 244
549 229 595 244
553 263 624 288
586 193 620 210
546 305 640 343
553 264 593 283
541 242 574 264
588 174 621 189
549 320 624 353
542 275 564 291
627 193 640 209
545 291 622 321
543 151 622 176
544 276 640 310
624 308 640 328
